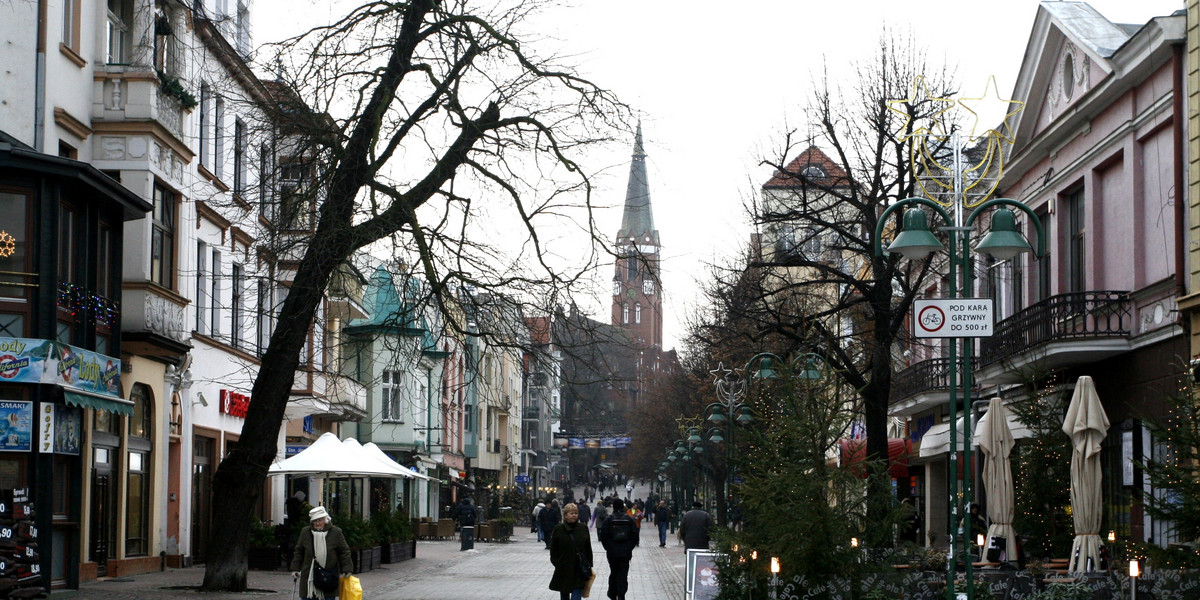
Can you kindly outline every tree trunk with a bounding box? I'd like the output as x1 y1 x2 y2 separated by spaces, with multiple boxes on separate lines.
200 226 349 590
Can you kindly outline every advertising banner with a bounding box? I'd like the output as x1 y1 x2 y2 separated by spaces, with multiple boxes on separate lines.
0 402 33 452
0 338 122 398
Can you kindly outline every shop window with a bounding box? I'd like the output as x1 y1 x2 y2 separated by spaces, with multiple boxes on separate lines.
0 191 30 301
93 408 121 436
125 451 148 556
128 384 152 440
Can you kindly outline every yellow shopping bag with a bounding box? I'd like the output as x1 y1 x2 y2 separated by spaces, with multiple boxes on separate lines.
340 574 363 600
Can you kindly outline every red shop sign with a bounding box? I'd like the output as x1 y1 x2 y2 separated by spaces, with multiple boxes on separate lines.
219 390 250 418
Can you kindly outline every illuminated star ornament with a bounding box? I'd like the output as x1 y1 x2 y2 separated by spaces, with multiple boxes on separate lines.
709 362 732 386
886 75 1024 208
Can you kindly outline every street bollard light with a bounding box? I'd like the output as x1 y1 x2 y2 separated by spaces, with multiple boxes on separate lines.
770 556 780 600
1129 560 1140 600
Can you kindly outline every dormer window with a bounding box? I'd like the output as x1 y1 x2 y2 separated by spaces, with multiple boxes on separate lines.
801 165 826 179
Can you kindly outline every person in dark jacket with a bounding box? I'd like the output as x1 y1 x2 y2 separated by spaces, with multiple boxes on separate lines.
540 500 562 549
598 498 639 600
290 506 352 600
678 501 713 550
654 500 672 547
577 500 591 531
456 497 477 551
549 503 592 600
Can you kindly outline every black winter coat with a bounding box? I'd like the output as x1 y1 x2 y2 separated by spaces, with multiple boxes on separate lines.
539 504 561 531
598 512 639 560
548 521 592 592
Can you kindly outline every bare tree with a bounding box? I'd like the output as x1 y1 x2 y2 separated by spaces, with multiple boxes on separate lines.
201 0 624 589
698 31 957 533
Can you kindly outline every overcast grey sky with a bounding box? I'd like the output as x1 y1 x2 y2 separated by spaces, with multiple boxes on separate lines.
253 0 1185 350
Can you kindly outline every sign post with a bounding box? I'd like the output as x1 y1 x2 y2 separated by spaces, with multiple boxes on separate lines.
913 298 994 338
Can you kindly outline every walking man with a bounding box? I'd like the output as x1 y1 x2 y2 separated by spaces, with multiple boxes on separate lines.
540 499 562 550
678 501 713 550
598 499 639 600
654 500 671 547
456 496 476 551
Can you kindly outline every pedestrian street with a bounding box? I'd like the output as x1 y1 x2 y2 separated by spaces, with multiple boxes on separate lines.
77 523 686 600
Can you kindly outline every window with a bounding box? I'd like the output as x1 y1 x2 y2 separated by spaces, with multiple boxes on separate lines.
801 165 826 179
256 277 271 354
199 85 210 167
621 303 629 324
625 258 636 281
1062 54 1075 100
1066 188 1085 293
1012 251 1025 313
106 0 132 64
257 143 271 217
97 224 114 298
125 451 148 556
211 251 221 338
381 370 403 422
231 264 244 348
57 203 78 286
236 1 250 56
129 383 152 439
151 184 176 288
279 162 311 229
62 0 80 51
1036 208 1051 302
0 191 30 301
233 119 247 196
634 303 642 324
213 97 225 179
196 242 208 333
153 3 178 75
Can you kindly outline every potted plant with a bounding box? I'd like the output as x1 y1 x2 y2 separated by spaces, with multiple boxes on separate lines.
338 512 376 573
374 509 404 564
247 519 279 570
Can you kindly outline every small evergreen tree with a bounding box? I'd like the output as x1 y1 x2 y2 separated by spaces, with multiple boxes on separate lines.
1140 365 1200 544
1009 371 1073 558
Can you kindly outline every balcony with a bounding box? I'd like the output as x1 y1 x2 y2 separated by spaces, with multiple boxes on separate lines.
890 357 980 416
522 405 540 420
92 67 194 178
977 291 1133 384
326 373 368 420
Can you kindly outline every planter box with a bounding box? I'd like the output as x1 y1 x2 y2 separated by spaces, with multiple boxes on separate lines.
350 548 371 574
381 542 402 564
247 547 279 571
370 546 381 570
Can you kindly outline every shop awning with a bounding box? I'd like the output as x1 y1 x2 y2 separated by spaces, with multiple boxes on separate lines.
918 412 1033 458
838 438 912 479
64 390 134 417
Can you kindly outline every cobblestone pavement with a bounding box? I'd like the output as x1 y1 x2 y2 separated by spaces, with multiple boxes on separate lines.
76 528 686 600
76 480 687 600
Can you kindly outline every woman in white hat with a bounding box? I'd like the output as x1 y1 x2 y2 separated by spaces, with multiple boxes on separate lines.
290 506 352 599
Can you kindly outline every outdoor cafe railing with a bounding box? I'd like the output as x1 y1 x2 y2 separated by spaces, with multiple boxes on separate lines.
891 357 980 406
980 290 1132 366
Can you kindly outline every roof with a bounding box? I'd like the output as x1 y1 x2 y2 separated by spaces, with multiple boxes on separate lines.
761 146 852 189
1039 1 1133 58
615 122 659 246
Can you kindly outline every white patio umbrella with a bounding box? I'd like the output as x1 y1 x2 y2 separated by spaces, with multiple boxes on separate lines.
362 442 436 481
1063 376 1110 572
977 396 1018 562
268 432 399 478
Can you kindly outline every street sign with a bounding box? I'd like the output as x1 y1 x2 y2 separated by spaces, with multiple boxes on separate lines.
913 298 993 338
515 474 530 484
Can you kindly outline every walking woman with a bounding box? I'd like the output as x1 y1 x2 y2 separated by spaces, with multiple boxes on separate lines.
549 502 593 600
291 506 353 600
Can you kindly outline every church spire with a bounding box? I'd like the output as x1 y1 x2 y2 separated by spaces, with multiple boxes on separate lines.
617 122 659 245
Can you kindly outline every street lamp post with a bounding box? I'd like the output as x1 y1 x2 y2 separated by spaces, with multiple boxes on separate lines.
873 136 1045 600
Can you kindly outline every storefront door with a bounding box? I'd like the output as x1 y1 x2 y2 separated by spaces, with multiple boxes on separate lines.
88 447 116 575
191 436 213 562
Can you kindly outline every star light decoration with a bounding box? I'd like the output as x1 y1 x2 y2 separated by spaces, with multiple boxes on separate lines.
0 231 15 258
886 75 1025 208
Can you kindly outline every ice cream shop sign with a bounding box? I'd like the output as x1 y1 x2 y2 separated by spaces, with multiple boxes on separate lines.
219 390 251 418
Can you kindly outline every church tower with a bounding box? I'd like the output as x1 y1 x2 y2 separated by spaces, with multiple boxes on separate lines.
611 123 663 348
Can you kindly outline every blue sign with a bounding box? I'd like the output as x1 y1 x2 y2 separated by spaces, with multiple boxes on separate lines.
0 402 32 452
303 415 314 434
515 474 530 484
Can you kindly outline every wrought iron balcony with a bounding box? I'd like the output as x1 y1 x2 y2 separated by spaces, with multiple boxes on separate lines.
980 291 1133 367
892 357 980 406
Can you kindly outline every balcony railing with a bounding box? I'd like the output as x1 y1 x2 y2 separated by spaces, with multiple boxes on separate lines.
892 357 980 405
980 291 1132 366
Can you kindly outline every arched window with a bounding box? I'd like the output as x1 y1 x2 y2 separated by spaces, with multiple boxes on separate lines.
622 303 629 324
635 303 642 324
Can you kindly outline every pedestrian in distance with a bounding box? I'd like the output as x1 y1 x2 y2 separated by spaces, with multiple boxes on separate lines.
654 500 671 547
678 501 713 551
598 498 639 600
625 481 633 499
590 497 609 530
456 496 476 551
540 499 562 550
578 499 591 531
533 500 546 538
290 506 352 600
549 503 593 600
